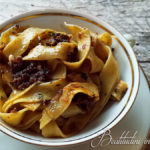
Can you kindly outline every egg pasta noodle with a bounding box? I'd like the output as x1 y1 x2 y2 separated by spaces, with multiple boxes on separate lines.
0 23 128 137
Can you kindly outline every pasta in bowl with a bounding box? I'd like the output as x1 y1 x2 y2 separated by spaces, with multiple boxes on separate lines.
0 23 128 138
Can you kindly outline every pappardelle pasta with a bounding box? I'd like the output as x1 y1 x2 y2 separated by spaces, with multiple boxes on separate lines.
0 23 128 137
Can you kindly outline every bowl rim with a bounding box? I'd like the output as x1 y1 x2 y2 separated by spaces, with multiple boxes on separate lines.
0 8 140 147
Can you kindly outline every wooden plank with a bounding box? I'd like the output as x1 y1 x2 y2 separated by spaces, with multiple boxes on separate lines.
140 63 150 83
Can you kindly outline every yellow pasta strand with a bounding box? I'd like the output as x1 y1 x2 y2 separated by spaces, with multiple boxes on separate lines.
92 47 119 118
62 103 84 118
20 102 41 111
18 111 41 130
63 23 91 69
0 76 7 112
99 32 112 46
49 61 67 80
111 80 128 101
3 79 67 112
3 27 47 57
23 42 77 61
0 108 28 126
2 83 36 112
82 47 104 73
0 25 26 46
42 121 66 138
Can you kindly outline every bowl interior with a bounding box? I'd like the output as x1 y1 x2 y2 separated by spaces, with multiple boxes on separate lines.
0 11 139 146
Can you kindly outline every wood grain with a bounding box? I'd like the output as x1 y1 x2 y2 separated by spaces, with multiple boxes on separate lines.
0 0 149 81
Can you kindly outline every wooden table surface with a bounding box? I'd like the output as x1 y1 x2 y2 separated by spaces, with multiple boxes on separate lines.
0 0 149 81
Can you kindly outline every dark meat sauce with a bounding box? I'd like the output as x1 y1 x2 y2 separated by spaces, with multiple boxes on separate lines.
40 32 70 47
10 56 50 90
72 93 94 112
66 47 78 62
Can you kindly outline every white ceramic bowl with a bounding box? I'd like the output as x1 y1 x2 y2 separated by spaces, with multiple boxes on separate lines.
0 9 139 147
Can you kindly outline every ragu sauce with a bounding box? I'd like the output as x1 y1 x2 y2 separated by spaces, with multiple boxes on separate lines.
9 56 50 90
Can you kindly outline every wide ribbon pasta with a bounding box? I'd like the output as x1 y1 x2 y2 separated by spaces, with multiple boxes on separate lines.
63 23 91 69
42 121 66 138
0 23 127 138
40 82 99 129
3 27 47 57
18 111 41 130
23 43 77 61
2 79 67 113
60 45 119 135
0 75 7 112
0 108 28 126
0 25 27 47
81 47 104 73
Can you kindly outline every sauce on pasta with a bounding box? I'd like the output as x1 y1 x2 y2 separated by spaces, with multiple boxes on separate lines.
0 23 128 137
